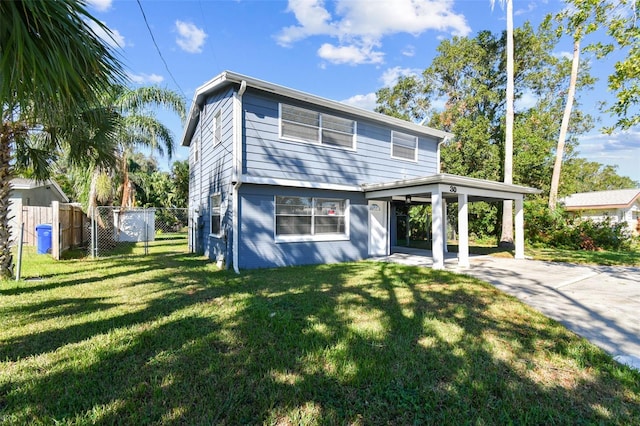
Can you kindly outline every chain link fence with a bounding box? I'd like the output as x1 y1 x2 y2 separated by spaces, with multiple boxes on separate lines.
89 207 188 257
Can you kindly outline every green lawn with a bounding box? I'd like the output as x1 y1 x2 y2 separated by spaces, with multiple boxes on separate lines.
1 240 639 424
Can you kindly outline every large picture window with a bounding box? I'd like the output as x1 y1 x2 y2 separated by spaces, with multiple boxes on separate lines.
210 194 221 235
275 196 348 240
280 104 355 150
391 130 418 161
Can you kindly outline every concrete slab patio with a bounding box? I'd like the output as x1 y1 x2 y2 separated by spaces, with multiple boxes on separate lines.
378 247 640 371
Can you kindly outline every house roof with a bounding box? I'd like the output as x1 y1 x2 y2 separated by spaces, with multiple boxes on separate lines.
10 178 69 203
560 188 640 210
181 70 454 147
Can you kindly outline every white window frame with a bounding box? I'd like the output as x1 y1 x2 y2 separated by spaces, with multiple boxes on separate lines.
274 196 350 243
279 103 356 151
213 109 222 146
391 130 418 162
193 136 199 163
210 193 222 236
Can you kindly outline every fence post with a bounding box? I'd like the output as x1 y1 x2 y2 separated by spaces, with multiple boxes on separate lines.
52 201 60 260
91 207 96 258
144 208 149 255
15 223 24 281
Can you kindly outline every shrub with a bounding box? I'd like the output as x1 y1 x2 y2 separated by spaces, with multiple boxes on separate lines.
524 199 633 251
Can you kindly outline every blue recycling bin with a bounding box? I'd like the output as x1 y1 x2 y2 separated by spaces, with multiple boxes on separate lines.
36 224 53 254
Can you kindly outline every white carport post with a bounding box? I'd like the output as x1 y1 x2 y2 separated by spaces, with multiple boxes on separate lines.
442 199 448 253
457 193 470 268
515 196 525 259
431 188 445 269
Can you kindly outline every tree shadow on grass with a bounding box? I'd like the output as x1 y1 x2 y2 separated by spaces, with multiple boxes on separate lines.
1 258 639 424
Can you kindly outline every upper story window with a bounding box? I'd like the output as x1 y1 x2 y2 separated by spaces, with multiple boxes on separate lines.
213 110 222 145
391 131 418 161
280 103 356 150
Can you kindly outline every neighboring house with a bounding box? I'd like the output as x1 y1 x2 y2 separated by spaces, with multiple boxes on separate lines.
181 71 539 272
561 189 640 235
9 178 70 243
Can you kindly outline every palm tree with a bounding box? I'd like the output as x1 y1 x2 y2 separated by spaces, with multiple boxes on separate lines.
84 85 186 212
491 0 515 247
0 0 123 277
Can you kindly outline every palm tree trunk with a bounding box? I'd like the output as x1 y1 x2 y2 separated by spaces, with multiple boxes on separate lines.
0 127 15 278
500 0 515 248
549 39 580 210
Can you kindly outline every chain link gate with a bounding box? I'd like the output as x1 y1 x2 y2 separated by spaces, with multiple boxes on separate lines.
89 207 188 257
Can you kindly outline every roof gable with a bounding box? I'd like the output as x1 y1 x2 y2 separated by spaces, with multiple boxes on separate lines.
560 188 640 210
10 178 70 203
181 71 453 147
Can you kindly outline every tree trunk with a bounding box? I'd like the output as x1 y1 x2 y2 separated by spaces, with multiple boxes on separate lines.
549 39 580 210
500 0 515 248
0 126 15 278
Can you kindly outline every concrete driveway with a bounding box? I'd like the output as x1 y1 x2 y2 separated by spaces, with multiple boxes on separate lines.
380 248 640 371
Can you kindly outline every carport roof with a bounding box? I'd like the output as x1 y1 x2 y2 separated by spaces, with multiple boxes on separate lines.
362 173 541 199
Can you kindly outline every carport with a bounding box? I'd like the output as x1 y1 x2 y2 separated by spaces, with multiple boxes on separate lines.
363 173 541 269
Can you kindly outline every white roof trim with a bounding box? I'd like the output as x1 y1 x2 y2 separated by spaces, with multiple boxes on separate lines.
181 70 453 147
362 173 541 195
241 176 363 192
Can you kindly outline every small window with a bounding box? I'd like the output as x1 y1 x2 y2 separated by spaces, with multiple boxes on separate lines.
193 136 199 162
280 103 355 149
210 194 221 235
214 110 222 145
391 131 418 161
275 196 347 239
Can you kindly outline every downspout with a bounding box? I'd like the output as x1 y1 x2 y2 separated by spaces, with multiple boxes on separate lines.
232 80 247 274
436 136 450 174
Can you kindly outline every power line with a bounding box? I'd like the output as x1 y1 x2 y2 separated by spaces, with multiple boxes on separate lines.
135 0 186 99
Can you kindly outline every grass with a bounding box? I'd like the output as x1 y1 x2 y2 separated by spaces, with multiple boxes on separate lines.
399 239 640 266
1 238 639 424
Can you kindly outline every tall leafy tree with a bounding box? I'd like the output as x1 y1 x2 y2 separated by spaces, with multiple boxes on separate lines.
549 1 612 209
377 21 595 240
0 0 123 277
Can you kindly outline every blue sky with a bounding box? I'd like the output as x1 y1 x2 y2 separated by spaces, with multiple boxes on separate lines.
86 0 639 184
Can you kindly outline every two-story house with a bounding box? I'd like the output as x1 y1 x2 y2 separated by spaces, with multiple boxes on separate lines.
181 71 539 272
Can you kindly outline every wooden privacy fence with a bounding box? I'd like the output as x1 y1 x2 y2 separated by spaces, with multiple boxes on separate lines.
18 201 88 259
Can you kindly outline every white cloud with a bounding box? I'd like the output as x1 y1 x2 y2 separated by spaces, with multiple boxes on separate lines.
380 66 421 87
86 0 112 12
277 0 470 65
578 128 640 155
128 72 164 84
318 42 384 65
175 21 207 54
402 45 416 57
515 90 538 111
86 20 125 49
341 92 378 111
554 51 573 60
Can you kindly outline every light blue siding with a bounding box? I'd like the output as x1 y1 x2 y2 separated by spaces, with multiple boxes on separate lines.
188 87 235 261
243 90 439 186
237 184 368 269
188 83 443 269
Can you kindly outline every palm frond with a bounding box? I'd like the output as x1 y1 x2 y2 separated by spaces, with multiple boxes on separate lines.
0 0 124 122
121 114 175 159
116 86 187 122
